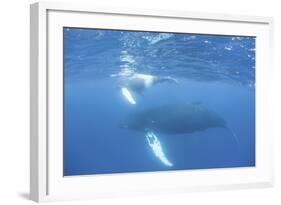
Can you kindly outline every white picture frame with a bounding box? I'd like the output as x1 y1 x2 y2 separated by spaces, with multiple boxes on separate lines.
30 1 274 202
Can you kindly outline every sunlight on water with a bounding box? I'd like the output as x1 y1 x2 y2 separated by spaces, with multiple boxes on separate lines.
146 132 173 167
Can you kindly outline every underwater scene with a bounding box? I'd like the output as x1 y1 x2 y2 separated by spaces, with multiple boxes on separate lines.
63 28 255 176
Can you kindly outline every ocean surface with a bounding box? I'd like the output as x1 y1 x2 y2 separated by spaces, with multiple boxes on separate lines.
63 28 255 176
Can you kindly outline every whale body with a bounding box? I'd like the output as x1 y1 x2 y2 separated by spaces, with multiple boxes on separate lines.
123 103 228 167
125 73 177 93
120 73 178 104
125 103 226 134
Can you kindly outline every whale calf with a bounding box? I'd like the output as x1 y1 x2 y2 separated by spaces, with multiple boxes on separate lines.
120 73 177 104
125 73 177 93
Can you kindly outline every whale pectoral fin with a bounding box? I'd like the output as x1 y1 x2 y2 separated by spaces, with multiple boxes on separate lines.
145 132 173 167
121 87 136 105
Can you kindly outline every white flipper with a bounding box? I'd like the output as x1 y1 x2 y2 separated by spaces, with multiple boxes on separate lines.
121 87 136 104
145 132 173 167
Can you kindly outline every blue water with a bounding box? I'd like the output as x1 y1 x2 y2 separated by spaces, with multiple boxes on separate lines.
63 28 255 176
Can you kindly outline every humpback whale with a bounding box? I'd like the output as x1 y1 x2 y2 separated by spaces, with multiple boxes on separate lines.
123 103 238 166
125 73 177 93
120 73 177 104
126 103 226 134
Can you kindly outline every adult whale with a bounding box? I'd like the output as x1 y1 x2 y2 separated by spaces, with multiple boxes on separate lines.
126 103 226 134
123 103 238 166
120 73 178 104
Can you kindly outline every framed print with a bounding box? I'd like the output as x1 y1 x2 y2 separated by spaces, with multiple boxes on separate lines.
30 2 274 202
